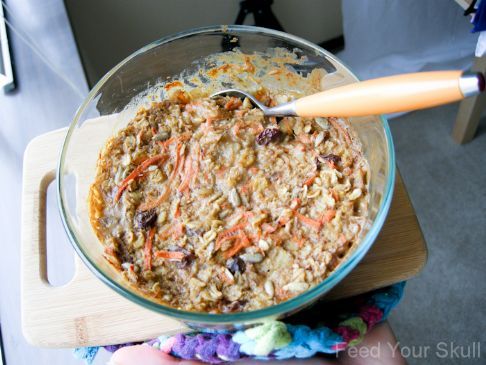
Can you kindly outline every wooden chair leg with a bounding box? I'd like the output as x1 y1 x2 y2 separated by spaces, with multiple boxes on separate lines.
452 56 486 144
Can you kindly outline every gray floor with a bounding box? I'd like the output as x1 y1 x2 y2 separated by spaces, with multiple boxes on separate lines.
387 104 486 364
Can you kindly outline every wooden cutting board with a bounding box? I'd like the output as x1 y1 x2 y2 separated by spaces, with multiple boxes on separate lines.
21 128 426 348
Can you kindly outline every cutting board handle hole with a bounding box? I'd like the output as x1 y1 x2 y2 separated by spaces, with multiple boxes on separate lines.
45 178 75 287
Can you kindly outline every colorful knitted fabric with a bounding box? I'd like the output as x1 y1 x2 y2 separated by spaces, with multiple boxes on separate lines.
75 282 405 364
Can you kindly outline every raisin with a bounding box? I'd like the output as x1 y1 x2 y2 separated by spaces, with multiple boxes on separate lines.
316 154 341 169
256 128 281 145
226 257 246 275
177 253 196 269
221 299 248 313
135 209 157 229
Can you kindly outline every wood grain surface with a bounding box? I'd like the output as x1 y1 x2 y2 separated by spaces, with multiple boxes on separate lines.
21 128 426 348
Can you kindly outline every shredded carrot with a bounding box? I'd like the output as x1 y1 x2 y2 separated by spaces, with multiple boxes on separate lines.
158 229 171 240
247 232 261 243
225 209 245 223
224 97 242 111
249 122 264 135
215 211 258 254
215 234 240 251
339 234 347 245
159 222 184 240
296 143 306 152
202 117 214 134
293 235 305 248
276 287 291 301
290 198 301 211
174 201 181 218
330 189 339 202
297 133 312 144
262 223 277 233
242 211 255 219
168 142 183 182
278 216 291 226
160 133 191 150
178 152 187 177
321 209 336 224
249 167 259 175
115 154 168 202
232 121 243 136
296 212 322 231
221 202 231 211
136 129 144 144
159 136 177 150
154 250 185 261
164 80 183 90
243 56 255 73
177 155 193 193
173 89 190 104
234 109 246 117
303 173 317 187
329 118 352 145
144 227 156 271
190 145 201 188
151 126 157 135
131 154 148 166
139 186 170 211
240 183 251 195
224 234 251 259
172 223 185 239
215 166 227 178
271 233 285 247
215 223 247 251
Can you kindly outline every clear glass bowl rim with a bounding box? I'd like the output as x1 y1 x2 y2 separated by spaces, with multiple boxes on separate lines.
57 24 396 323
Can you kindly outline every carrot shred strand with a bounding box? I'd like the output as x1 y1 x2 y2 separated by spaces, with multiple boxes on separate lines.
329 118 352 145
139 185 170 211
321 209 336 224
174 200 181 218
115 154 168 202
262 223 277 233
303 173 317 186
296 212 322 231
223 233 251 259
293 234 305 248
154 250 185 261
144 227 156 271
159 222 185 240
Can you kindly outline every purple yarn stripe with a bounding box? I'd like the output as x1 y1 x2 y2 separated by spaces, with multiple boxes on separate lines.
169 333 242 363
216 334 241 361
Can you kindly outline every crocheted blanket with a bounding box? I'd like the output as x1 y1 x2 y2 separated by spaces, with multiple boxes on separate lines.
75 282 405 364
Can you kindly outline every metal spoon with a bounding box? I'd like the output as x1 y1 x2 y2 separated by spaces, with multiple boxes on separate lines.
211 71 484 118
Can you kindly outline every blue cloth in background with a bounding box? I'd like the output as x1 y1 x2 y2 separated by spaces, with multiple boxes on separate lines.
472 0 486 32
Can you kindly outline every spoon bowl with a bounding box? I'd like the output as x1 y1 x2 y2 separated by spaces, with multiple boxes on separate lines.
210 88 297 116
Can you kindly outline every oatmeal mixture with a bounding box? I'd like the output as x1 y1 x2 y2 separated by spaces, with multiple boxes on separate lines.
89 93 369 313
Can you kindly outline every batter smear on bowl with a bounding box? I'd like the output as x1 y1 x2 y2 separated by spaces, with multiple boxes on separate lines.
88 93 369 313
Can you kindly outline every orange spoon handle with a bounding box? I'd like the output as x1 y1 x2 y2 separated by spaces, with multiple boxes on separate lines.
294 71 484 117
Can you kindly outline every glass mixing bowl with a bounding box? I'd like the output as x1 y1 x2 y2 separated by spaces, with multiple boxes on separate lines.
57 25 395 329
